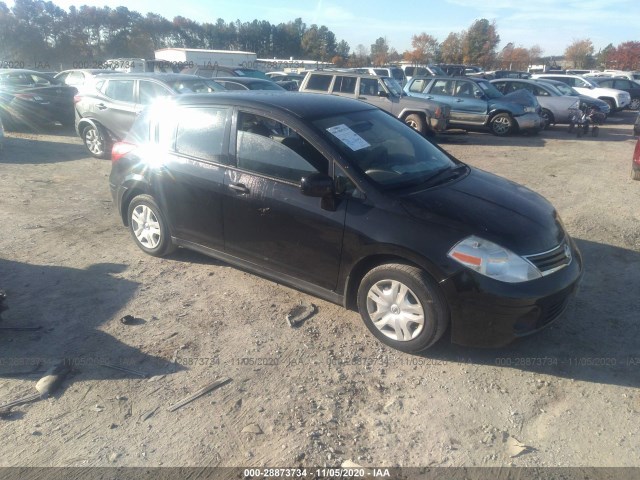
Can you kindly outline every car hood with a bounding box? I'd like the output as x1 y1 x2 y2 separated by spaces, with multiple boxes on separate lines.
398 167 565 255
490 89 539 110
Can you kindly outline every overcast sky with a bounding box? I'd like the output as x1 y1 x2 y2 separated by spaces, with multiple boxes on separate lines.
6 0 639 57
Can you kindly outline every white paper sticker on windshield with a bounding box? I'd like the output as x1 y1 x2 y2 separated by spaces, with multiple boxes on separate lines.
326 124 370 151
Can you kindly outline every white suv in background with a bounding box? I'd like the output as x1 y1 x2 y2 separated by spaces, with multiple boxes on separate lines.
532 74 631 111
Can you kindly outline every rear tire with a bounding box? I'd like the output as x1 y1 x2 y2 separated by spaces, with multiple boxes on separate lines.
127 194 176 257
541 108 554 128
404 114 425 134
357 263 449 352
630 97 640 111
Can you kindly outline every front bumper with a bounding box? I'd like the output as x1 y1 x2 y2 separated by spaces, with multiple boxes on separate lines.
429 115 449 133
441 238 583 347
514 112 543 132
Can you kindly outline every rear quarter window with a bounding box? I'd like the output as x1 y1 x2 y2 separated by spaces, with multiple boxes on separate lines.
305 74 332 92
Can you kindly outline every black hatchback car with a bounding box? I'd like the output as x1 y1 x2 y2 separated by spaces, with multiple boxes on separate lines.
110 92 583 352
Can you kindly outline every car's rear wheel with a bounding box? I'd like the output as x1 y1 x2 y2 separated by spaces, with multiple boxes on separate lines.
630 97 640 111
404 114 424 134
127 194 176 257
489 113 514 136
357 263 448 352
82 124 110 159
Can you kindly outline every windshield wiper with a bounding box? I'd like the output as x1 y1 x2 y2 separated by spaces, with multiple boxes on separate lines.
422 163 467 186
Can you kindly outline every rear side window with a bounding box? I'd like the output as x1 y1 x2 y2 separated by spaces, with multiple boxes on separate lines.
175 107 228 162
139 80 171 104
408 78 428 93
102 80 135 102
430 79 454 96
305 74 332 92
333 76 356 94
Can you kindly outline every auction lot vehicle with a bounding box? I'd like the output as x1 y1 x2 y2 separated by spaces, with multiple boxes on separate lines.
109 92 583 352
405 76 542 135
491 78 592 126
589 77 640 111
298 71 450 136
0 69 77 129
532 74 631 111
75 73 225 158
55 69 120 94
212 77 286 91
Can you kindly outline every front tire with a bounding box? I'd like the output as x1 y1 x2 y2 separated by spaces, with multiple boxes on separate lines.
541 109 554 128
127 194 175 257
357 263 448 353
630 98 640 111
82 124 110 159
489 113 514 136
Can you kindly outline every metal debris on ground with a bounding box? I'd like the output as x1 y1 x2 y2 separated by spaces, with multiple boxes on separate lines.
120 314 135 325
286 303 317 328
167 377 231 412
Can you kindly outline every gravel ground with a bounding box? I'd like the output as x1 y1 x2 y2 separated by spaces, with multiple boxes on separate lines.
0 112 639 470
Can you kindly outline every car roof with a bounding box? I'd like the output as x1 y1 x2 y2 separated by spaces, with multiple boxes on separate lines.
56 69 119 75
0 69 53 76
92 73 211 81
170 91 377 119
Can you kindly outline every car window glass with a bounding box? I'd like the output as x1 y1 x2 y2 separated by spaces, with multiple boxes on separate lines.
533 85 549 96
598 79 613 88
360 78 379 96
175 107 228 162
454 81 476 97
103 80 135 102
221 81 245 90
334 76 356 94
408 78 428 93
139 80 171 104
430 79 454 96
5 73 33 86
236 112 328 184
305 74 332 92
29 74 53 86
334 164 358 197
615 79 631 89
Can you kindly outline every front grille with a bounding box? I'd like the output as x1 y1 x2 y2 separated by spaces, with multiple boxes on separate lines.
537 294 571 329
525 240 572 275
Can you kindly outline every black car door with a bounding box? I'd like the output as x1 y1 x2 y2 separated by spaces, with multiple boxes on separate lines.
155 105 232 251
223 110 346 291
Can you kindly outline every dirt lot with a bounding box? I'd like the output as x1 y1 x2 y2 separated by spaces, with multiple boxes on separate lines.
1 113 639 470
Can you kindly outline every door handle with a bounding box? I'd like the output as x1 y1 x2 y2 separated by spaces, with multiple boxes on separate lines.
229 183 250 194
96 103 107 110
456 98 464 102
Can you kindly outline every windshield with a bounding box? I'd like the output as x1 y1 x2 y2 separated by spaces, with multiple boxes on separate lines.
382 77 404 96
313 109 456 189
233 68 269 79
247 81 284 91
169 78 226 93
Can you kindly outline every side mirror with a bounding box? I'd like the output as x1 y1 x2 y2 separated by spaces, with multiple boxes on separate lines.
473 90 484 99
377 90 389 98
301 173 334 198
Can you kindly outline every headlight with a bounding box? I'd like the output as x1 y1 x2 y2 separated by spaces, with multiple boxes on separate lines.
448 235 542 283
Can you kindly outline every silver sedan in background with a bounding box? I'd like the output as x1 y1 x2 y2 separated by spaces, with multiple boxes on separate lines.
490 78 581 127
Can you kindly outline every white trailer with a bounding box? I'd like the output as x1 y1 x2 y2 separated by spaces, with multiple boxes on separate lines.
154 48 257 69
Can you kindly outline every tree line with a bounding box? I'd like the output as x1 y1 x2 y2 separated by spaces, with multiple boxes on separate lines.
0 0 638 71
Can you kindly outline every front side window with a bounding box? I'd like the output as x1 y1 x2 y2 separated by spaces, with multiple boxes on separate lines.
139 81 171 105
360 78 380 96
236 112 327 184
103 80 135 102
175 107 228 162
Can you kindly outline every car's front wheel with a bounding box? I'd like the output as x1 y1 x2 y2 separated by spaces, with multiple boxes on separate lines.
541 109 554 128
357 263 448 352
82 124 110 159
629 97 640 111
127 194 176 257
489 113 514 136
